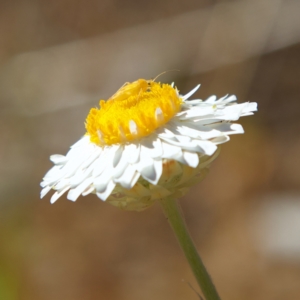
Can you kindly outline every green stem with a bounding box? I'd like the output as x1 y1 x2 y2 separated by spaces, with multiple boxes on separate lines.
159 197 221 300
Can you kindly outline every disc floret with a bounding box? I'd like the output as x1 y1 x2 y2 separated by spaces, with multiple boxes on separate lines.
85 82 182 145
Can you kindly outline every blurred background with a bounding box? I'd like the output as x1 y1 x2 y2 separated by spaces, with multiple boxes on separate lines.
1 0 300 299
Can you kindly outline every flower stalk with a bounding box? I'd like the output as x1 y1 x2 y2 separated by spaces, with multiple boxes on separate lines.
159 197 221 300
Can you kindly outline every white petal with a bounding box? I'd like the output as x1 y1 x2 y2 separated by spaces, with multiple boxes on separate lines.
177 124 221 140
123 143 140 164
114 165 140 189
112 144 123 168
195 140 217 155
40 186 52 198
54 178 70 190
56 154 88 180
140 136 163 158
175 124 201 139
43 165 62 180
175 135 191 144
205 95 217 103
161 140 182 159
152 138 163 158
50 186 70 204
59 162 82 180
217 103 248 120
157 127 176 139
109 147 131 180
92 145 119 177
210 123 244 135
182 84 200 100
81 148 101 169
66 142 91 160
211 135 230 144
181 99 202 106
153 159 163 184
70 164 93 187
67 177 94 202
50 155 67 165
96 180 116 201
70 136 90 148
108 144 121 163
170 151 186 165
140 163 156 184
82 185 95 196
94 168 114 193
92 148 111 177
183 151 199 168
227 124 244 134
136 146 160 185
160 137 199 152
192 117 220 126
242 102 257 113
113 159 129 179
40 180 49 188
179 106 215 120
216 95 236 103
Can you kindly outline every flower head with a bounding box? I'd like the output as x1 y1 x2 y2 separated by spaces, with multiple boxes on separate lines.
40 79 257 211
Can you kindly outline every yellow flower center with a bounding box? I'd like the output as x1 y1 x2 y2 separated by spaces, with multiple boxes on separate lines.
85 80 182 145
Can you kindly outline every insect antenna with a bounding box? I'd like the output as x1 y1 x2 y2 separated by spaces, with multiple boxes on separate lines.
152 69 180 82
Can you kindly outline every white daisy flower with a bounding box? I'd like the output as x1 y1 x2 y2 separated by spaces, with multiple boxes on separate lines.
40 79 257 211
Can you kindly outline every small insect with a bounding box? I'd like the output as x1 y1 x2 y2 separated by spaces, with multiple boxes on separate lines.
105 70 179 104
106 79 150 103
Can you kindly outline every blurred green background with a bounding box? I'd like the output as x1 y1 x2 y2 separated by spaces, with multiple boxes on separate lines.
1 0 300 299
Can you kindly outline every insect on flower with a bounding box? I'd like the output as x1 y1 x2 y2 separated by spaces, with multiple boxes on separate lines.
102 71 178 107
